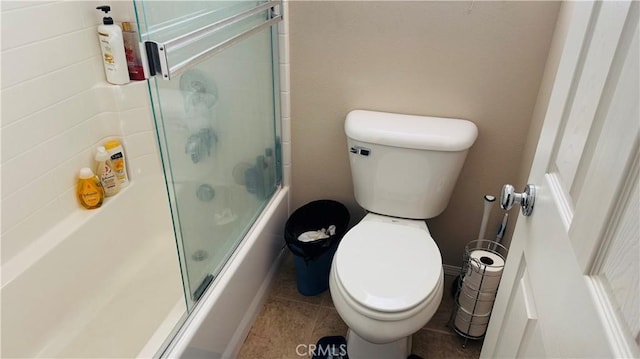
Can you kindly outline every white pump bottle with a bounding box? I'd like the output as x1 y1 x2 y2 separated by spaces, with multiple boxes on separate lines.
96 5 130 85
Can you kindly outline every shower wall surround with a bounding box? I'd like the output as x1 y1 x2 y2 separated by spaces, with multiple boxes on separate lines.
1 1 176 357
1 1 159 266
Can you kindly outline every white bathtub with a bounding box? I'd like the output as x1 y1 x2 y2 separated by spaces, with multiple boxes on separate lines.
1 176 184 358
1 173 289 358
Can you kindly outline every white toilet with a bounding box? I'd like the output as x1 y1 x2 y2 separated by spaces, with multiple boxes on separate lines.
330 110 478 358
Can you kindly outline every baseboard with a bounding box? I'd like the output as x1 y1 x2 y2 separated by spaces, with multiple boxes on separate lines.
443 264 462 277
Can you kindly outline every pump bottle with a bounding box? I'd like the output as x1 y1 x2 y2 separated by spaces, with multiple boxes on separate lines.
96 5 129 85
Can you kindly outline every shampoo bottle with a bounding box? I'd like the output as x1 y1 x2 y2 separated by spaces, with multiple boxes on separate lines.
95 146 120 197
104 140 129 186
96 5 130 85
77 168 105 209
121 22 145 81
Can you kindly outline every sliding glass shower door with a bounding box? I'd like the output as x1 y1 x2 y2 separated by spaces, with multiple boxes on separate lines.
135 1 282 310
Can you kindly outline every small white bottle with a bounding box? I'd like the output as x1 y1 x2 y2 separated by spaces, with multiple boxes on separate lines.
96 5 130 85
104 139 129 187
95 146 120 197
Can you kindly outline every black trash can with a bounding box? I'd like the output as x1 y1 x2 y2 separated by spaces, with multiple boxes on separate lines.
285 200 350 296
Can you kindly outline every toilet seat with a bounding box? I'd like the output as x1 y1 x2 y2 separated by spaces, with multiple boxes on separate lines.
334 219 442 315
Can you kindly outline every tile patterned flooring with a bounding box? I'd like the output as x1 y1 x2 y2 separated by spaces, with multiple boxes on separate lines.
238 254 483 358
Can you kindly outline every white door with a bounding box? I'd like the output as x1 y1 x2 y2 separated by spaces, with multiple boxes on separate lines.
481 1 639 358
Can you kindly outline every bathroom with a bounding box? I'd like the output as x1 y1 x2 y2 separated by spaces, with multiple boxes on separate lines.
2 0 639 358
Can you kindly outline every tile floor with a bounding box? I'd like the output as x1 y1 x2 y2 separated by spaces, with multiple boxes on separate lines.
238 254 483 358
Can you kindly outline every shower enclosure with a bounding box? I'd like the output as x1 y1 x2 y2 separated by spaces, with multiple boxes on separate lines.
1 1 285 358
135 0 282 312
135 1 281 310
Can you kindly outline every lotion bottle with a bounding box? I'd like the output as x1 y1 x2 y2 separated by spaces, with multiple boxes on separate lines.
96 5 130 85
104 139 129 186
77 168 104 209
95 146 120 197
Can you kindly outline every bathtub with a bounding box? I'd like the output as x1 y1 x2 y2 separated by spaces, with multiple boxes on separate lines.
172 180 264 297
162 185 289 358
1 176 184 358
2 172 288 358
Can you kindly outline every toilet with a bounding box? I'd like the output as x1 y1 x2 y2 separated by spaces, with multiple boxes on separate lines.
330 110 478 358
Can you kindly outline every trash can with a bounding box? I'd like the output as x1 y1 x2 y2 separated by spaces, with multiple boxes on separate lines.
285 200 350 296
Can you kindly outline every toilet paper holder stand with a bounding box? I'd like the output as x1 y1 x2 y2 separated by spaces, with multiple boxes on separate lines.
449 239 508 347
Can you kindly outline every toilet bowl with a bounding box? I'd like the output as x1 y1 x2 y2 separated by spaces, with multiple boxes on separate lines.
329 214 444 358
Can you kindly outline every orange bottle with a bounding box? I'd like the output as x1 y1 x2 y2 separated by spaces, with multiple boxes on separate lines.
76 167 104 209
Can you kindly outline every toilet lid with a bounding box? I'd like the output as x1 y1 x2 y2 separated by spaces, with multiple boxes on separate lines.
335 220 442 313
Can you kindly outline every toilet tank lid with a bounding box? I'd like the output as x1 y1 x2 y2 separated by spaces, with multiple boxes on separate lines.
345 110 478 151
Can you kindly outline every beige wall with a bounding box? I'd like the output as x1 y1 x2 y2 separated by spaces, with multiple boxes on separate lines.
289 1 560 266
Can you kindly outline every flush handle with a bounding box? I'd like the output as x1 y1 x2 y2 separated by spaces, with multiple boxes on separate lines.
500 184 535 216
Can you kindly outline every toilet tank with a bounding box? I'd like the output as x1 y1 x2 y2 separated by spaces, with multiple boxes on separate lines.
345 110 478 219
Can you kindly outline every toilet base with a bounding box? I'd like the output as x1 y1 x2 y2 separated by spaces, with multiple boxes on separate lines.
346 329 411 359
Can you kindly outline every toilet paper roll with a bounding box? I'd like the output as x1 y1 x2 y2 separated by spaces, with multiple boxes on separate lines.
454 306 491 337
463 249 505 292
454 319 489 337
455 305 491 324
458 284 496 315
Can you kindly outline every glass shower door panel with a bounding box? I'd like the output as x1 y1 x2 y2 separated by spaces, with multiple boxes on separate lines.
137 1 279 309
